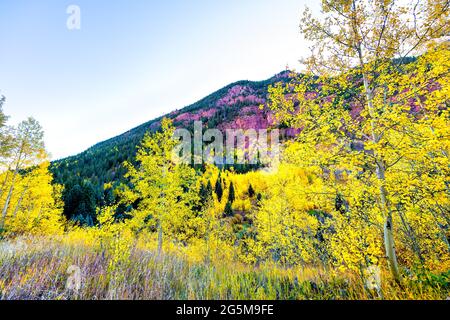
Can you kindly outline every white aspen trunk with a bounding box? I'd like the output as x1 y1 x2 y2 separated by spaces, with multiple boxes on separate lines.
12 186 27 219
205 212 212 265
357 46 402 284
157 220 163 259
1 146 24 229
157 165 168 259
0 169 18 228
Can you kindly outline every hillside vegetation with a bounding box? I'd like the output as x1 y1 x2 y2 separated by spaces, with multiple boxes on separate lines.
0 0 449 300
49 72 292 224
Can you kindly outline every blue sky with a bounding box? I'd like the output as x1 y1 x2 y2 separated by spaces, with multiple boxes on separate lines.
0 0 319 160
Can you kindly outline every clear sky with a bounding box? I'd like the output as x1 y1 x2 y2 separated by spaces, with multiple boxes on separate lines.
0 0 319 160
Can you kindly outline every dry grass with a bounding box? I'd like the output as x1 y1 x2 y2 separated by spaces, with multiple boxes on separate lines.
0 236 448 300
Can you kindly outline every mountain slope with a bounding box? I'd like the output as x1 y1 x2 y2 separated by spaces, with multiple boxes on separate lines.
50 71 292 220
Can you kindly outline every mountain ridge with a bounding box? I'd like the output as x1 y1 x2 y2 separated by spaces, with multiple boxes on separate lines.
57 70 291 163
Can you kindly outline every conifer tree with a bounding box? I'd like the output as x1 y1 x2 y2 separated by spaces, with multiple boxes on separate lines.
214 173 223 202
228 181 235 204
248 184 255 198
224 201 233 217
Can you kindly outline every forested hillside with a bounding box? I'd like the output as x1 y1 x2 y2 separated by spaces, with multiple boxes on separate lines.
50 71 292 223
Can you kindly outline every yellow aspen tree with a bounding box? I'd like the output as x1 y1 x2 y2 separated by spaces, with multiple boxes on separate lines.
0 118 46 230
1 162 65 236
122 118 200 257
250 164 332 265
268 0 449 282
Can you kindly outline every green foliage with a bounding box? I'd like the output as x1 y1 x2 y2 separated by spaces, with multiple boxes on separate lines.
198 180 213 210
63 181 97 226
121 118 201 252
224 201 233 217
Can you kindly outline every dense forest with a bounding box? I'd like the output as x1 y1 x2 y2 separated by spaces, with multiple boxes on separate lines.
0 0 449 300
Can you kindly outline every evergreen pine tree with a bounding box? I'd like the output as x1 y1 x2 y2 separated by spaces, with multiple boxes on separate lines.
199 180 213 209
214 174 223 202
248 184 255 198
224 201 233 217
228 181 235 204
199 182 206 204
205 180 213 199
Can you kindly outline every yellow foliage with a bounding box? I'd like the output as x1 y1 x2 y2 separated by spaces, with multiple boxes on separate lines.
0 162 65 236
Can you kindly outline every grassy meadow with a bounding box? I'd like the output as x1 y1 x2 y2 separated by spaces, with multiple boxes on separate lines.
0 235 448 300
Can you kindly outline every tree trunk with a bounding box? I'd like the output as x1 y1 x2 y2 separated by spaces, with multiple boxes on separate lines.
205 216 212 266
157 220 163 259
157 166 168 259
0 169 18 229
357 48 402 283
378 162 402 284
1 147 24 229
384 212 402 280
12 186 27 219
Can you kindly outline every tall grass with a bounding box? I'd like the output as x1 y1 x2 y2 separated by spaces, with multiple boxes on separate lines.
0 236 448 300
